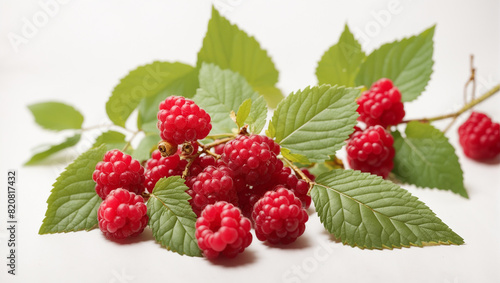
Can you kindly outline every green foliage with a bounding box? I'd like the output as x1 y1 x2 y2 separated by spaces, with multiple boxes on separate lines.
355 26 435 101
235 99 252 129
25 134 81 165
270 85 358 163
28 101 84 131
316 24 365 87
92 131 128 152
193 64 268 134
39 145 106 234
312 169 464 249
106 61 198 127
392 122 468 198
147 177 201 257
132 134 160 162
197 7 282 107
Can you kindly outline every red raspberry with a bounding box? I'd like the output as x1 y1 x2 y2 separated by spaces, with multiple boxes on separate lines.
98 188 148 239
252 187 308 244
195 202 252 259
93 150 145 199
357 78 405 127
221 135 283 185
188 155 216 177
346 125 395 178
144 150 187 193
273 167 311 209
186 165 237 216
458 112 500 160
157 96 212 145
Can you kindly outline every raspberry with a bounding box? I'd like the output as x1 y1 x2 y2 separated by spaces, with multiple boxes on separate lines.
357 78 405 127
221 135 283 185
252 187 308 244
144 150 187 193
98 188 148 239
93 150 146 199
186 165 237 216
458 112 500 160
273 167 311 209
346 125 395 178
195 202 252 259
157 96 212 145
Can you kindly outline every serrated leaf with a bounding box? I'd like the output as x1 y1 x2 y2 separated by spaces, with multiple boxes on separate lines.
193 64 268 134
312 169 464 249
132 134 159 162
92 130 127 151
270 85 359 163
316 24 365 87
355 26 435 102
28 101 84 131
197 7 281 107
25 134 81 166
39 145 106 234
147 176 201 257
392 122 468 198
106 61 198 127
137 66 199 129
236 99 252 128
281 148 310 164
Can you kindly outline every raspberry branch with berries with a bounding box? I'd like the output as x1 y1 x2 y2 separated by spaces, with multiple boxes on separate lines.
33 7 500 260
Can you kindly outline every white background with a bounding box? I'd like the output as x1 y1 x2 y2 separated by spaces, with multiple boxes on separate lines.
1 1 500 282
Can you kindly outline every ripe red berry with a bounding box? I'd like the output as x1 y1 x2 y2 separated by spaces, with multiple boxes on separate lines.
186 165 237 216
221 134 283 185
252 187 308 244
195 201 253 259
346 125 395 178
93 150 145 199
144 150 187 193
357 78 405 127
98 188 148 239
157 96 212 145
458 112 500 160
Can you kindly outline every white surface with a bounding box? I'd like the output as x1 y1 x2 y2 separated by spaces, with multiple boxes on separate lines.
1 1 500 282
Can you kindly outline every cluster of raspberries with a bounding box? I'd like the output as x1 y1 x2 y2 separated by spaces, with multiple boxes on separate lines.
92 96 311 259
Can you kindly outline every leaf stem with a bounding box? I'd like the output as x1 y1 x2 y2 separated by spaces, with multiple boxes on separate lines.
400 83 500 124
205 133 237 140
122 130 142 152
282 157 315 195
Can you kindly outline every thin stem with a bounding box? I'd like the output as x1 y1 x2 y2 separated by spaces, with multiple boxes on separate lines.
281 157 315 195
400 83 500 124
122 130 141 152
202 137 234 149
205 133 237 140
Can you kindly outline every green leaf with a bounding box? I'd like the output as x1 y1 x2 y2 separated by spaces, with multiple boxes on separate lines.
281 148 310 164
392 122 468 198
312 169 464 249
147 176 201 257
254 85 284 109
193 64 268 135
25 134 81 166
92 130 127 151
270 85 359 163
132 134 159 162
39 145 106 234
28 101 84 131
355 26 435 102
316 24 366 87
137 66 199 129
197 7 280 107
236 99 252 129
106 61 198 127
